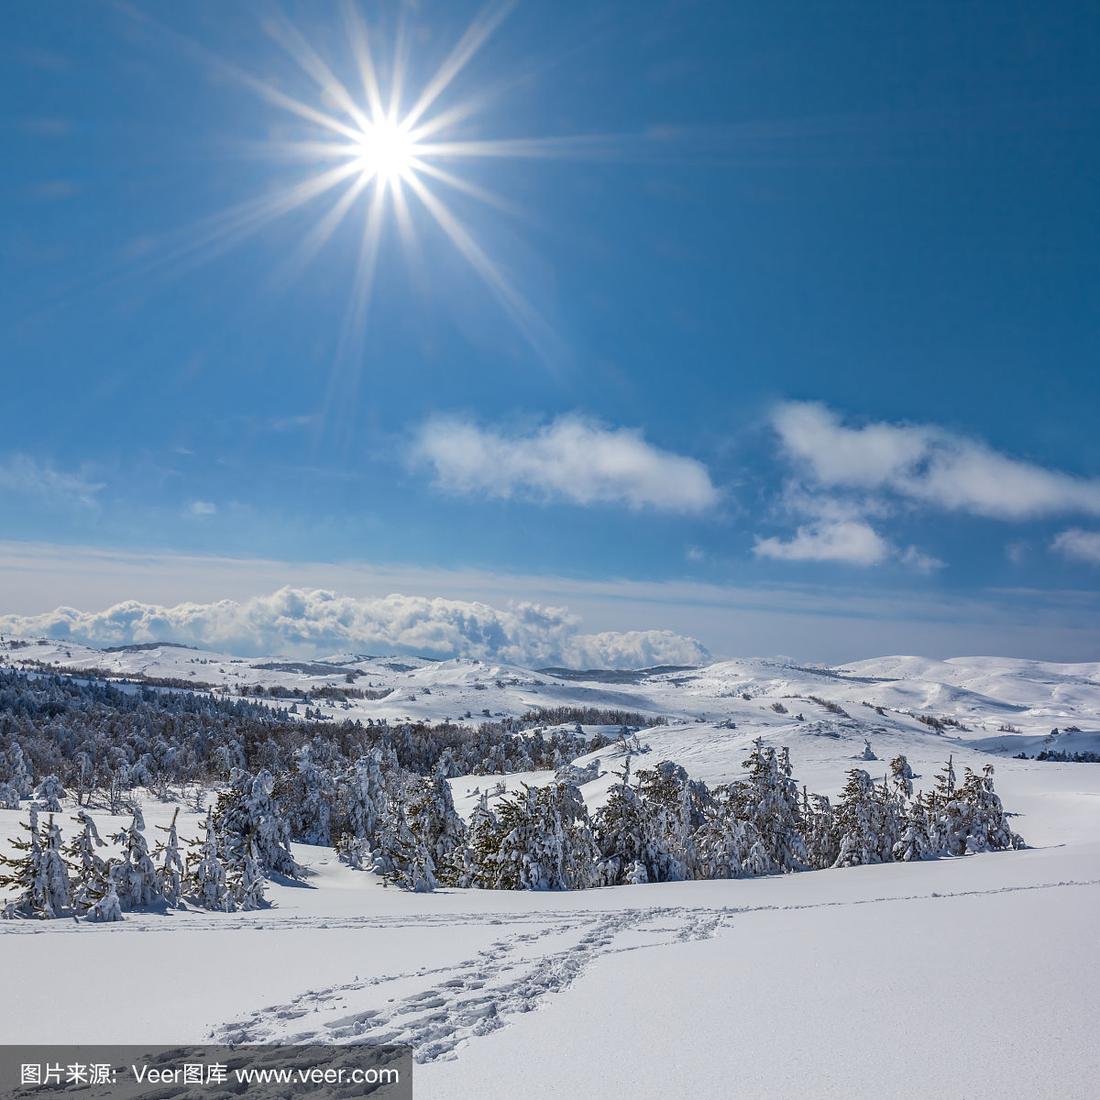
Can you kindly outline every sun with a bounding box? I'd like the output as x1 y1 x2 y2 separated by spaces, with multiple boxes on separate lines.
353 118 418 185
122 1 611 367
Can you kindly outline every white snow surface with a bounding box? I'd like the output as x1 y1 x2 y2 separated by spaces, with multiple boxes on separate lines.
2 638 1100 1098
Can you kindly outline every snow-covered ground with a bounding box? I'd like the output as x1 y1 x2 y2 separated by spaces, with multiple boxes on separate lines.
2 638 1100 1097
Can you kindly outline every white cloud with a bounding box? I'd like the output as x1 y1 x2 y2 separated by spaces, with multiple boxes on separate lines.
0 586 710 670
899 545 945 574
412 414 719 514
754 520 891 566
0 454 103 509
188 500 217 517
773 402 1100 520
1052 529 1100 565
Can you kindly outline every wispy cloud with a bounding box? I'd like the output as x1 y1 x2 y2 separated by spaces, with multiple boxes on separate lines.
773 401 1100 520
412 414 719 514
0 455 103 509
187 500 218 517
1052 528 1100 565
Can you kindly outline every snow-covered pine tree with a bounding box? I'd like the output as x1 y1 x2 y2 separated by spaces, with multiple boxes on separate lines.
111 807 163 909
732 741 808 872
335 750 387 866
372 790 437 892
278 741 338 845
65 809 110 912
957 764 1025 853
833 769 886 867
405 764 467 874
214 768 298 878
185 808 231 911
153 807 185 906
0 809 71 919
33 775 65 813
693 786 771 879
447 791 498 888
633 762 709 882
227 827 267 911
593 759 650 886
0 782 20 810
800 786 839 870
486 785 546 890
892 796 934 862
87 878 123 922
3 743 33 799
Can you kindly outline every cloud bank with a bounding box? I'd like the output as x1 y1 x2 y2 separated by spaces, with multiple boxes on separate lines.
412 414 719 514
0 587 710 670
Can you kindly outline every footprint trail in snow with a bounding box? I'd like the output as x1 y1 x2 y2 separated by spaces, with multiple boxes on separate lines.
212 906 731 1063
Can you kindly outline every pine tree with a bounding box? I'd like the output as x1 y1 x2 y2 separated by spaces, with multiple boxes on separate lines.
153 808 185 907
335 751 388 865
694 786 770 878
405 765 467 874
957 765 1025 853
214 768 298 878
33 775 65 813
111 807 163 909
227 827 267 910
593 760 651 886
448 792 498 888
185 808 231 911
732 741 808 872
0 809 70 919
372 792 437 892
800 786 839 870
65 809 110 912
833 769 886 868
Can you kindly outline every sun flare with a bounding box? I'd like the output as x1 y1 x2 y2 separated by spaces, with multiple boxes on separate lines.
353 118 418 185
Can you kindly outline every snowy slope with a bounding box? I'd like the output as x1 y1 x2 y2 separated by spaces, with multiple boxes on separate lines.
2 637 1100 1098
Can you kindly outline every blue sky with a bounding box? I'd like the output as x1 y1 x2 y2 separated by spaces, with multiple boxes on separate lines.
3 1 1100 663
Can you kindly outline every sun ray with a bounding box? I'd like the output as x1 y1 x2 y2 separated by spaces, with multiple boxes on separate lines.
407 157 522 217
262 14 372 134
403 173 558 362
401 0 515 131
342 1 386 124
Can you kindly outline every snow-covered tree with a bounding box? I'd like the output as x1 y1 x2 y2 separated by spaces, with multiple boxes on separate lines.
214 768 297 878
372 791 437 892
228 827 267 911
694 787 771 879
153 808 185 907
111 807 163 909
336 751 387 860
405 765 466 873
475 781 600 892
65 809 110 911
956 765 1025 854
185 808 231 911
447 792 498 888
833 770 881 867
33 775 65 813
732 741 808 872
800 787 839 871
593 760 651 886
0 809 70 919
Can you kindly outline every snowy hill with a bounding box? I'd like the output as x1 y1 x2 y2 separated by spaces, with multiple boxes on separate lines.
2 636 1099 1097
